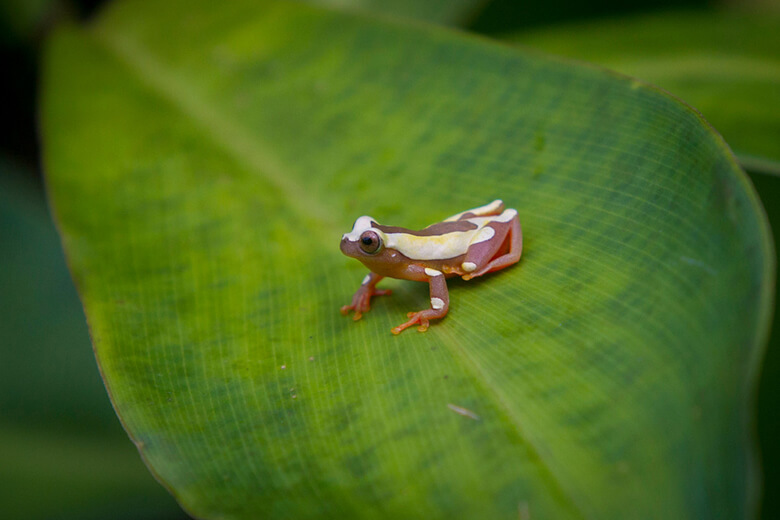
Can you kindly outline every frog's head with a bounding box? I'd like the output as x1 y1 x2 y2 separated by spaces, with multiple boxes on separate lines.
340 216 386 260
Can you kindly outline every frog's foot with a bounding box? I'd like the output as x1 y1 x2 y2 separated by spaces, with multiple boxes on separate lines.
341 288 392 320
461 259 513 281
391 311 430 335
391 307 448 335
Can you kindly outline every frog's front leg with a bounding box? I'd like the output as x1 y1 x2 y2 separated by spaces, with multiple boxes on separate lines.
341 272 392 321
391 267 449 335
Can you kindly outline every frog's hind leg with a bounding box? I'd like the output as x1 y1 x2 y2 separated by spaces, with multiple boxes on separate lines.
462 217 522 281
445 199 505 222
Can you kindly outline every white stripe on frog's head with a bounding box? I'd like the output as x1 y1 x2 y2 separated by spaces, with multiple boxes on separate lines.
343 216 378 242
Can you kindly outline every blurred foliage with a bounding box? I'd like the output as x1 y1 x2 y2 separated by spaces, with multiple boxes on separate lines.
468 0 709 33
0 162 188 519
1 165 105 428
746 171 780 520
303 0 487 25
0 0 62 44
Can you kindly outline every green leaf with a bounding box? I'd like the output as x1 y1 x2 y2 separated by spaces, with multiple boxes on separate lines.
41 0 773 518
302 0 487 26
507 10 780 172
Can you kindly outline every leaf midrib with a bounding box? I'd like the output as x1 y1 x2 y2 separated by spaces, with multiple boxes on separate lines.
93 19 590 519
93 28 339 233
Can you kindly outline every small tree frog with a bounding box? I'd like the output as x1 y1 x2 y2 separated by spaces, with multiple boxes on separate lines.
340 199 522 334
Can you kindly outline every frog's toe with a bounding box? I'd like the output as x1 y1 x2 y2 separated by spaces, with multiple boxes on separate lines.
391 322 411 334
393 312 424 334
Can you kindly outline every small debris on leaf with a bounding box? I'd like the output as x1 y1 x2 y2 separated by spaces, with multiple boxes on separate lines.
447 403 480 421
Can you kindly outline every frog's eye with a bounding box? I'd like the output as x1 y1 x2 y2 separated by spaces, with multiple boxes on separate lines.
359 230 382 255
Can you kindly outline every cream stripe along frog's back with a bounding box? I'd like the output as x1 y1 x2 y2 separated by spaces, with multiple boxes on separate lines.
377 209 517 261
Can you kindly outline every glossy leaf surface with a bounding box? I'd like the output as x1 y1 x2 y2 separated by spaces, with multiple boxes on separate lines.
509 10 780 171
41 1 773 518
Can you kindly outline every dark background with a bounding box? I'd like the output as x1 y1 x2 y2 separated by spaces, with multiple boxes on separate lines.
2 0 777 518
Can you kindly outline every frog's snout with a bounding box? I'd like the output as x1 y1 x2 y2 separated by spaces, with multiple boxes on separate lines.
340 235 352 256
340 235 362 258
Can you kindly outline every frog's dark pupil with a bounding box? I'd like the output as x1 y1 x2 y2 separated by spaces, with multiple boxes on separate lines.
362 236 373 245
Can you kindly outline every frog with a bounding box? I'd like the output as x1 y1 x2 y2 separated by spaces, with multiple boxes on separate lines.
340 199 522 334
